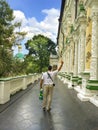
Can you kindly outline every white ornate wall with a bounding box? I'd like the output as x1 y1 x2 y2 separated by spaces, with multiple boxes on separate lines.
58 0 98 107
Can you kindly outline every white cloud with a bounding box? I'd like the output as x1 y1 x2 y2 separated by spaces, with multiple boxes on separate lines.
13 8 60 55
13 10 27 26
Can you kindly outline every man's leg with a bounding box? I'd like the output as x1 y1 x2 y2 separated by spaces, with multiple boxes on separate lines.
47 86 53 110
43 86 49 109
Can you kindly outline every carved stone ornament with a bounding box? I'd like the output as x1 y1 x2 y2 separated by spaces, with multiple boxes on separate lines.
92 12 98 21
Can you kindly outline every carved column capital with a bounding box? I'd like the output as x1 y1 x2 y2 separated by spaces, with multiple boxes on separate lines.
73 32 78 43
85 0 98 8
72 19 80 43
78 15 87 26
91 12 98 21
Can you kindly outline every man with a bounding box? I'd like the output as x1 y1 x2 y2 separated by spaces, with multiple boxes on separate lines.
40 60 64 111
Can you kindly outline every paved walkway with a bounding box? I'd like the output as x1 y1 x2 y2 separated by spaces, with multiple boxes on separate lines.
0 78 98 130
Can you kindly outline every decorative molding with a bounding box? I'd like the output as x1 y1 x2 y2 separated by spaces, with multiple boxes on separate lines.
86 80 98 90
84 0 92 8
86 34 91 46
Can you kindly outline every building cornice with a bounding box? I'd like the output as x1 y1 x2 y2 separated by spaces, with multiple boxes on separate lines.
57 0 66 45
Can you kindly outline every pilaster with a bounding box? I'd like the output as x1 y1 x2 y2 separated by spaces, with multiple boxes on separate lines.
73 35 78 76
90 2 98 80
77 13 87 74
67 45 70 74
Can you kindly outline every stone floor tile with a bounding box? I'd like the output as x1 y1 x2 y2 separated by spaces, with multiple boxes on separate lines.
0 79 98 130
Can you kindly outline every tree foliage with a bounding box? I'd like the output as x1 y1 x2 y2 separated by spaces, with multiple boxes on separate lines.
0 0 14 48
25 34 57 73
0 0 26 77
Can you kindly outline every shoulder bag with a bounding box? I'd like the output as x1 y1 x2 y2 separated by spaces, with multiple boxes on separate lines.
47 72 55 86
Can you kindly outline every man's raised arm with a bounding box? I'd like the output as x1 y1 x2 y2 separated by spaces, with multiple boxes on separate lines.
58 60 64 71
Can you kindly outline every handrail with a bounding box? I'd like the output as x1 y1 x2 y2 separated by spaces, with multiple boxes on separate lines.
0 73 41 104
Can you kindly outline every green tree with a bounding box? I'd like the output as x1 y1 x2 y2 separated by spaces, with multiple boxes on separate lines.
0 47 13 77
0 0 14 47
25 34 57 72
11 58 26 76
24 55 39 74
0 0 14 77
0 0 26 77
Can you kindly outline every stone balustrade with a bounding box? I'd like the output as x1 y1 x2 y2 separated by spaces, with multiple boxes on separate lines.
0 73 41 104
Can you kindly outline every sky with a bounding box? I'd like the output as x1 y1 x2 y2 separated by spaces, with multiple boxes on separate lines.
6 0 61 55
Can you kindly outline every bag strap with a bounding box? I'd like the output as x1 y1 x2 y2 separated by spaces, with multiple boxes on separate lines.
47 72 53 82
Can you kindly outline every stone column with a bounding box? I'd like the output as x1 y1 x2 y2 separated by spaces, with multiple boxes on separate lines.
64 46 68 74
69 36 74 73
90 3 98 80
68 46 71 73
74 38 78 76
78 17 86 74
70 46 73 72
77 1 98 104
67 46 70 74
69 45 73 73
62 48 66 72
67 44 74 88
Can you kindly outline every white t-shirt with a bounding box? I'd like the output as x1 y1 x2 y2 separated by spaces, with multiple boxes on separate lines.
41 70 58 85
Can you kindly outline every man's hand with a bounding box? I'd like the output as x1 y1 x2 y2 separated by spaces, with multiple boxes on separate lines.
58 59 64 71
40 79 43 89
61 60 64 65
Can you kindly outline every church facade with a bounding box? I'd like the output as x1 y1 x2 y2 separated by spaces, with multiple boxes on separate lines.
57 0 98 107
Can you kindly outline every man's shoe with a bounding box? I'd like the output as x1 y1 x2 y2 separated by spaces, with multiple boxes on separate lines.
47 108 51 112
43 107 46 111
